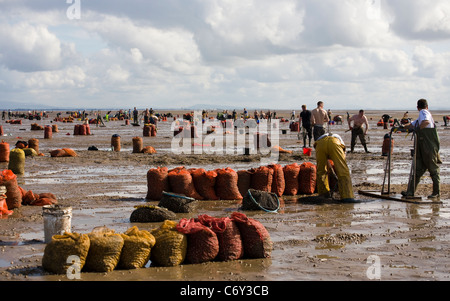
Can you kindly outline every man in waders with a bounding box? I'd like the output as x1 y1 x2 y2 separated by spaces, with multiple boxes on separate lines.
348 110 370 153
402 99 440 199
314 133 355 202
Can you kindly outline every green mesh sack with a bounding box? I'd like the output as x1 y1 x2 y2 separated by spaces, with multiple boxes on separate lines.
150 220 187 267
42 232 90 275
84 227 124 272
8 148 25 175
118 226 156 269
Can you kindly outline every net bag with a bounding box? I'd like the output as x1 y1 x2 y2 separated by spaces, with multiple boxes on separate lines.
230 212 272 259
215 168 243 200
118 226 156 269
191 168 219 200
299 162 317 195
0 141 10 162
197 214 244 261
283 163 300 195
158 191 198 213
241 189 280 212
269 164 285 197
168 168 203 200
176 218 219 264
132 137 143 153
129 205 176 223
145 167 170 201
0 169 22 209
42 232 90 275
237 169 253 198
150 220 187 267
84 227 124 272
8 148 25 175
250 166 273 192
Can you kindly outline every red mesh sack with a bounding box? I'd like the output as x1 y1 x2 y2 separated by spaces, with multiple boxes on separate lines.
268 164 285 197
0 170 22 209
0 141 10 162
230 212 272 259
176 218 219 264
299 162 317 195
191 168 219 200
237 169 253 198
168 168 203 200
145 167 169 201
198 214 244 261
215 168 242 200
250 166 274 192
283 163 300 195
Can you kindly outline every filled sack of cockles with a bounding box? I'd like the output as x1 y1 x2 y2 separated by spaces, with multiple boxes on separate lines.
176 218 219 264
42 232 90 275
83 227 124 273
250 166 274 192
283 163 300 195
237 169 253 198
299 162 317 195
215 167 243 200
8 148 25 175
190 168 219 200
268 164 285 197
130 205 176 223
0 169 22 209
145 167 170 201
230 212 273 259
168 167 203 200
197 214 244 261
21 189 57 206
150 220 187 267
241 189 280 212
117 226 156 269
50 148 77 157
158 191 198 213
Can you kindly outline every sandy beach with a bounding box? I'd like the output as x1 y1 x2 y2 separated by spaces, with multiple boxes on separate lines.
0 108 449 282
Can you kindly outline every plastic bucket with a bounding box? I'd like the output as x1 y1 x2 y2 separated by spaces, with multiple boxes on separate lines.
43 205 72 243
303 148 312 156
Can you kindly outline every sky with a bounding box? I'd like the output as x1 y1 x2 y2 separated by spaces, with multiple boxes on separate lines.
1 0 450 111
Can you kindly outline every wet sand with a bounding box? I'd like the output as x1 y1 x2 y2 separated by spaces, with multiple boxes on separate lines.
0 109 449 282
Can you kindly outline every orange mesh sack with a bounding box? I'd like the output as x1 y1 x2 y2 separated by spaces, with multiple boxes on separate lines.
230 212 272 259
0 141 10 162
268 164 285 197
62 148 77 157
50 149 66 157
176 218 219 264
215 168 243 200
283 163 300 195
168 168 203 200
250 166 274 192
145 167 169 201
237 169 253 198
191 168 219 200
197 214 244 261
299 162 317 195
0 169 22 209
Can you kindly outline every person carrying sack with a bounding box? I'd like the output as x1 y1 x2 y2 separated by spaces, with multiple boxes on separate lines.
402 99 440 199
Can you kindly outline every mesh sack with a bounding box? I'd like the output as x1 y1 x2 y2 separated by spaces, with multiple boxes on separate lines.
268 164 285 197
158 192 198 213
250 166 274 192
197 214 243 261
0 169 22 209
8 148 25 175
146 167 169 201
299 162 317 195
215 168 243 200
237 169 253 198
130 205 176 223
191 168 219 200
168 168 203 200
118 226 156 269
150 220 187 267
42 232 90 275
176 218 219 264
84 227 124 272
230 212 272 259
241 189 280 212
283 163 300 195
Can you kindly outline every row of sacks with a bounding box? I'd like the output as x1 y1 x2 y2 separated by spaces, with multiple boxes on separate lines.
145 162 328 201
0 169 58 210
43 212 272 274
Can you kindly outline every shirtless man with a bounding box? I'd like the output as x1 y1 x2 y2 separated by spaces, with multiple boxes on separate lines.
348 110 370 153
311 101 329 141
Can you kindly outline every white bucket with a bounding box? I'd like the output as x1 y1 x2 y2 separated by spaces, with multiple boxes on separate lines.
43 205 72 243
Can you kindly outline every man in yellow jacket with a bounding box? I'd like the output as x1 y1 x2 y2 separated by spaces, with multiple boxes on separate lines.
314 133 355 202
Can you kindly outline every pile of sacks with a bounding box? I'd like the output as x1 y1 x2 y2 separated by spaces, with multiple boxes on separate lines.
43 212 272 274
0 169 57 210
145 162 322 201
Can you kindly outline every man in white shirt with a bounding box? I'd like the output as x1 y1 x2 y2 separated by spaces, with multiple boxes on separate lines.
402 99 440 199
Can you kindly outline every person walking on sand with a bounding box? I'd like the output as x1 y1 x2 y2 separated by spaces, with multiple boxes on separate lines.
348 110 370 153
311 101 329 141
299 105 312 148
402 99 440 199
